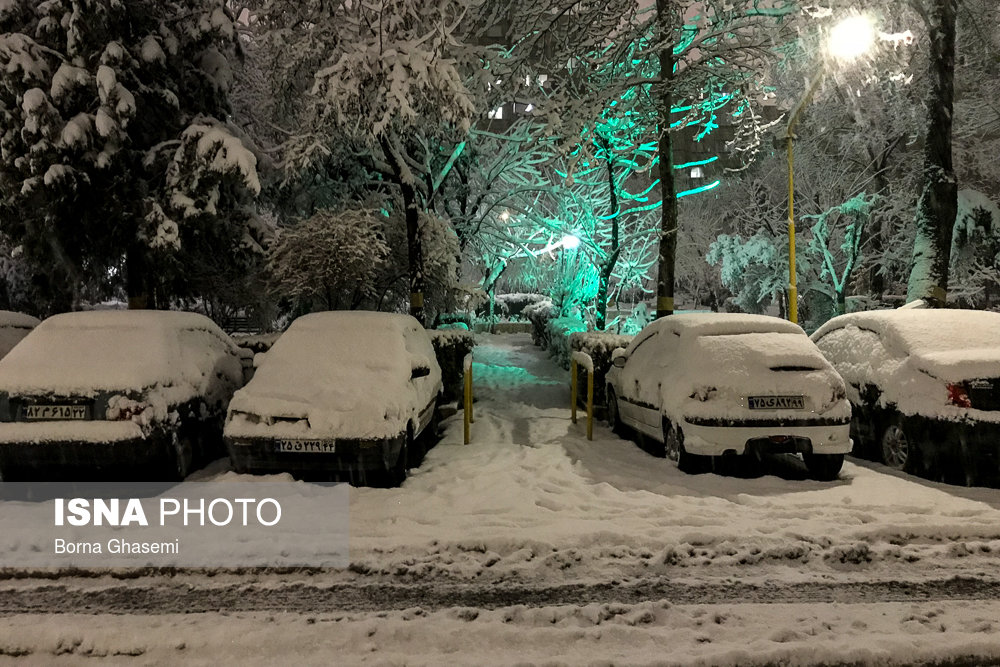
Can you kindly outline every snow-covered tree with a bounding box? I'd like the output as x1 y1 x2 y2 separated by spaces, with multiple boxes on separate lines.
267 208 390 312
0 0 263 313
256 0 495 325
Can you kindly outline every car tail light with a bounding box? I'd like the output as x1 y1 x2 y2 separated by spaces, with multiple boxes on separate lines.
690 386 717 401
947 382 972 408
113 403 147 420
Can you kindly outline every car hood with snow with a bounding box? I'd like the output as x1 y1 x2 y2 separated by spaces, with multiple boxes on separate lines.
225 311 442 440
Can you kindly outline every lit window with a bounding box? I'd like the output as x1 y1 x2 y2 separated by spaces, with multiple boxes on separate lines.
488 106 504 120
690 166 704 179
538 74 548 85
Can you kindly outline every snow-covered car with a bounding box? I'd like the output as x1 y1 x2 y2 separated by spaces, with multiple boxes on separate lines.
605 313 852 480
811 308 1000 486
224 311 442 486
0 311 40 359
0 311 244 481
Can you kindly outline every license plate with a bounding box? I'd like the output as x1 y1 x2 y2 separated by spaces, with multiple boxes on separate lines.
23 404 89 420
748 395 805 410
275 439 336 454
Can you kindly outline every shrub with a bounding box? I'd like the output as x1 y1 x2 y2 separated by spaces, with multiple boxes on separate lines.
524 298 556 348
546 316 588 369
569 331 634 415
429 329 475 404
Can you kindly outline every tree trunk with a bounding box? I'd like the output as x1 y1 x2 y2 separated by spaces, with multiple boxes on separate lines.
906 0 958 307
595 145 621 331
126 243 148 310
654 0 677 319
400 180 425 325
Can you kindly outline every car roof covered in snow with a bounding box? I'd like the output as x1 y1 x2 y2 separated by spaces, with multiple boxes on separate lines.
812 308 1000 356
638 312 805 340
0 311 40 329
0 309 237 395
286 310 423 334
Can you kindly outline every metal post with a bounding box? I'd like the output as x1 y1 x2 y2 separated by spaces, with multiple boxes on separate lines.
784 67 825 326
463 353 473 445
570 358 578 424
787 136 798 325
586 369 593 441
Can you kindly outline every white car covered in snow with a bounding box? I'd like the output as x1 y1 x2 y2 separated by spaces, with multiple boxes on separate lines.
605 313 852 480
0 311 39 360
224 311 442 486
0 310 244 481
812 308 1000 486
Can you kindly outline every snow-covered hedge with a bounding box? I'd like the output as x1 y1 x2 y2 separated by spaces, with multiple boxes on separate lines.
524 298 556 348
495 293 547 319
231 332 281 354
570 331 634 414
546 316 588 369
435 312 473 330
429 329 475 404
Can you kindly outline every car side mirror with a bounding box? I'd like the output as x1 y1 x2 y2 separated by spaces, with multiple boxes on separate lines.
411 366 431 379
612 348 627 368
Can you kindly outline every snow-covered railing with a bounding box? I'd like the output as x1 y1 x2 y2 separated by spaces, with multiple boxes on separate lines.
463 353 474 445
570 351 594 441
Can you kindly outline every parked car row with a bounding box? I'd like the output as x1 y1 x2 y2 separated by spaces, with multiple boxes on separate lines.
606 308 1000 486
0 310 442 486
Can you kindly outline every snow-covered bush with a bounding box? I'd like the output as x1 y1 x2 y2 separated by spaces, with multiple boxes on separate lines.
267 208 390 312
495 293 548 320
569 331 634 414
429 329 475 404
524 298 556 348
546 316 588 370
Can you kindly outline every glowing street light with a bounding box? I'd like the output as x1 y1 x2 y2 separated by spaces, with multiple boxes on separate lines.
560 234 581 250
828 15 876 61
784 14 874 325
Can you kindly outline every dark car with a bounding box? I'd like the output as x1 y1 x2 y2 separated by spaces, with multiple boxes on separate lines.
224 312 442 486
811 308 1000 486
606 313 852 480
0 310 244 481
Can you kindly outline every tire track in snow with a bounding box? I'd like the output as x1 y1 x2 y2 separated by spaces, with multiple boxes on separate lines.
5 576 1000 615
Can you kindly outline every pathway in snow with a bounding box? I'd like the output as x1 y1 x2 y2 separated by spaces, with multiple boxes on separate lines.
5 333 1000 665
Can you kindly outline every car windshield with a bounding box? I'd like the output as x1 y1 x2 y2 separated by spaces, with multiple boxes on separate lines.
252 324 410 395
692 332 825 371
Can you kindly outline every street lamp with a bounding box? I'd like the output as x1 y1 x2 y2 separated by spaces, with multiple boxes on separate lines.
784 14 875 324
560 234 581 250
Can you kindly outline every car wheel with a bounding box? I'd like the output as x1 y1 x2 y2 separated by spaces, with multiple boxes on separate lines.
880 416 920 472
387 440 408 487
803 453 844 481
663 421 709 474
606 387 624 435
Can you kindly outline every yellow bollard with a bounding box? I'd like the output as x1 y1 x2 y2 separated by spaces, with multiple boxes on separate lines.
570 359 578 424
463 370 471 445
586 369 593 441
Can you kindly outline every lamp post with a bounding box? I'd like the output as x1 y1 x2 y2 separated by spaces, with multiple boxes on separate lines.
785 15 875 324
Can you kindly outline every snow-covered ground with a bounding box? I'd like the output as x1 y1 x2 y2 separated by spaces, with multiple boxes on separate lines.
3 333 1000 665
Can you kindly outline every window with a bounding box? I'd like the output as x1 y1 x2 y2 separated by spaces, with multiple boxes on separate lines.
690 166 704 179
